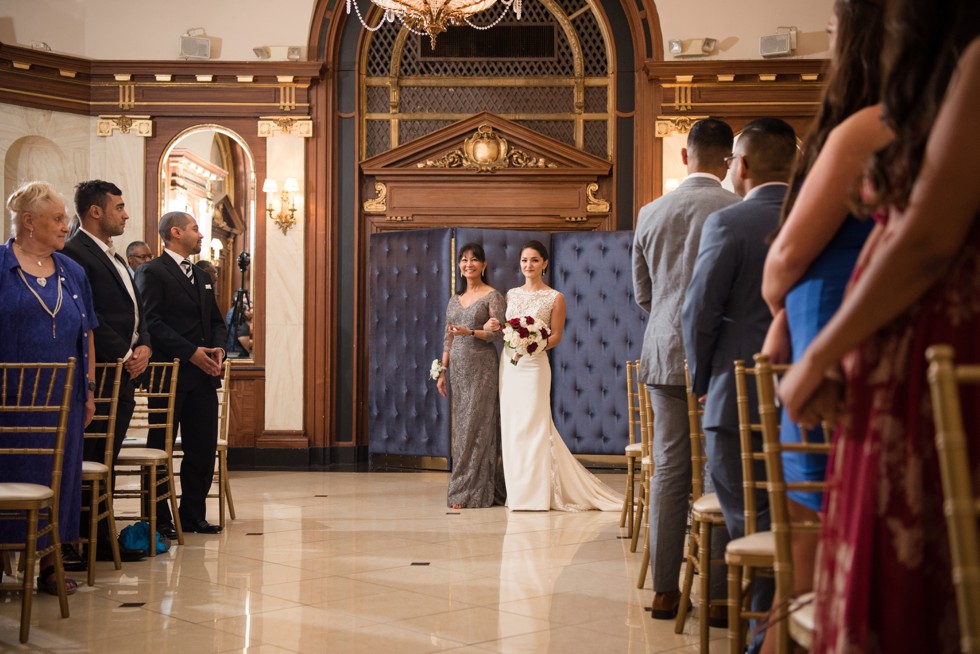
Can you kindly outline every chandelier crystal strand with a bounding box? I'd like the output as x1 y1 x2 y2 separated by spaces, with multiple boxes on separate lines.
349 0 517 49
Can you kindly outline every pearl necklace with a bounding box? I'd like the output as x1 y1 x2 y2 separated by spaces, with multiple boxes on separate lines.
16 267 63 339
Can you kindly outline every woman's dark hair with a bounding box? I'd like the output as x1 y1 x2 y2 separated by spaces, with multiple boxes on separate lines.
867 0 980 210
457 242 488 294
520 240 549 274
775 0 885 234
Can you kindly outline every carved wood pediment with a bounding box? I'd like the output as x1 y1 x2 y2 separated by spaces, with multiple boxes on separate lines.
360 112 611 177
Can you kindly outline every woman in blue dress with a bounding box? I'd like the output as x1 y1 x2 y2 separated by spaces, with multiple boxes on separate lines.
759 0 885 636
0 181 97 595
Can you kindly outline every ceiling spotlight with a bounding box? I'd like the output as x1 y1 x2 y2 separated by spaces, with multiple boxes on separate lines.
669 39 683 56
286 46 302 61
253 46 271 60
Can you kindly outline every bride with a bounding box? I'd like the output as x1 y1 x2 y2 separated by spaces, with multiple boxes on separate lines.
488 240 622 511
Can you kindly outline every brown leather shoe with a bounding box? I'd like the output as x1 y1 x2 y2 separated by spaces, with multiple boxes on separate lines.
651 590 687 620
708 603 729 629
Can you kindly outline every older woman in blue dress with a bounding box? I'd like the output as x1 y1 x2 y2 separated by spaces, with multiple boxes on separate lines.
0 181 97 595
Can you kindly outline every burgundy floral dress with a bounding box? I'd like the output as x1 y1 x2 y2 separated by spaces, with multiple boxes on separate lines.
812 214 980 653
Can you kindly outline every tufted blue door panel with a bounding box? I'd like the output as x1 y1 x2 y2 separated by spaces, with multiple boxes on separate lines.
454 228 552 298
550 231 646 454
368 229 453 461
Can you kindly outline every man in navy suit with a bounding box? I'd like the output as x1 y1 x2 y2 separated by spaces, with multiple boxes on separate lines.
64 180 152 563
135 211 227 535
681 117 798 641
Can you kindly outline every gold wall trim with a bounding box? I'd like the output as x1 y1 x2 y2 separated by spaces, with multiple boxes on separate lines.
97 114 153 137
363 182 387 213
415 125 557 172
585 183 609 213
258 116 313 138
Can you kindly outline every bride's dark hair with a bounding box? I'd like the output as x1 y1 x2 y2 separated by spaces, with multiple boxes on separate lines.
457 242 488 294
520 240 549 274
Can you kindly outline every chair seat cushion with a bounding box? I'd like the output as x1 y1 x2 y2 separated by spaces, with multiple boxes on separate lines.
117 447 167 463
0 482 55 502
725 531 775 559
789 592 815 649
82 461 110 475
692 492 723 516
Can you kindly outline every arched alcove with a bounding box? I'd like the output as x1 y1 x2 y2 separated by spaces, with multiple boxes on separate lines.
3 136 71 240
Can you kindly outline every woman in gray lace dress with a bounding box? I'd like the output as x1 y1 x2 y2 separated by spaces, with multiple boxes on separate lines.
437 243 507 508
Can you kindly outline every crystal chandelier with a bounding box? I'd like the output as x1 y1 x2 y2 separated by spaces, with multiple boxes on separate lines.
347 0 523 49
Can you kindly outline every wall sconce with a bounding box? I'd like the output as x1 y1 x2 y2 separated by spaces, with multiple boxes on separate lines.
263 177 299 235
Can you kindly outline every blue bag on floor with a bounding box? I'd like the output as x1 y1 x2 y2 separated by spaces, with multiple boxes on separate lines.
119 522 169 554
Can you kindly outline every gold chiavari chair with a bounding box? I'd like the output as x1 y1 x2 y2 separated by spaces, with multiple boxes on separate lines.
725 360 775 653
754 353 831 653
0 359 75 643
621 360 643 538
676 362 728 654
927 344 980 654
79 359 124 585
114 359 183 556
635 382 654 588
173 360 236 528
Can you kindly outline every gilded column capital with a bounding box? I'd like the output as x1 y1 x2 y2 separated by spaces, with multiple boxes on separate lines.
654 115 710 138
96 115 153 137
258 116 314 138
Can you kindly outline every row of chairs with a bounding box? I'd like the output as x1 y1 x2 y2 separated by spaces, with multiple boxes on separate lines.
0 358 236 643
621 347 980 654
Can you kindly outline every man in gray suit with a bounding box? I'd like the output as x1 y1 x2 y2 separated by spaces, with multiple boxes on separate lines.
632 117 740 619
682 117 797 640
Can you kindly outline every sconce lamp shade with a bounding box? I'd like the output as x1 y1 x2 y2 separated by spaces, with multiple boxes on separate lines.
283 178 300 193
262 179 278 194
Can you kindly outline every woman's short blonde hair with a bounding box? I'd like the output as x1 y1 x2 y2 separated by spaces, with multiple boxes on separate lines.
6 181 63 237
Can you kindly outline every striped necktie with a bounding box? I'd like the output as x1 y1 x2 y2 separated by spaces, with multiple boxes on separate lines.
180 259 195 284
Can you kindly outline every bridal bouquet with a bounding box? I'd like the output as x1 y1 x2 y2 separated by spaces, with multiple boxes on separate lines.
429 359 445 381
502 316 551 365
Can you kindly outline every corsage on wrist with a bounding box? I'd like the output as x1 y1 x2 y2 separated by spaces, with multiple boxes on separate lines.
430 359 446 380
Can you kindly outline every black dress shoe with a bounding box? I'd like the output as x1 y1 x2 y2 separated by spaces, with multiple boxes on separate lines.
61 544 86 571
182 520 222 534
157 522 179 540
96 543 147 562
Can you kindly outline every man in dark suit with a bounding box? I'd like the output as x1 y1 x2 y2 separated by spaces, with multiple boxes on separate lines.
681 117 797 643
632 117 740 620
135 211 227 535
64 180 152 563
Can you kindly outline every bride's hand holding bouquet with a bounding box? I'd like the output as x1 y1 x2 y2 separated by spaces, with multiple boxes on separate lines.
502 315 550 365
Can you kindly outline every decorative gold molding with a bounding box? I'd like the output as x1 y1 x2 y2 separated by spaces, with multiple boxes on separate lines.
363 182 387 213
585 183 609 213
385 215 413 222
655 115 709 138
565 216 588 223
416 125 557 172
96 115 153 137
257 116 313 138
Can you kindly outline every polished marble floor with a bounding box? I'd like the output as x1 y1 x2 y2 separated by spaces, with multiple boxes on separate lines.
0 471 728 652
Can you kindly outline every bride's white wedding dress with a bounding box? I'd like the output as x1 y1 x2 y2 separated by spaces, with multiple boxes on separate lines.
499 287 622 511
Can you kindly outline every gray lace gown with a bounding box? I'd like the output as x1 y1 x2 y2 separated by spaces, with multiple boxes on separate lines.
444 290 507 507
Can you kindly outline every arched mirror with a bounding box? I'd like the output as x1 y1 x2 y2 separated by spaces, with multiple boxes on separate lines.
158 125 256 360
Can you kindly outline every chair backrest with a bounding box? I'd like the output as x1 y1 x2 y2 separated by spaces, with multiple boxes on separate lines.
0 359 76 514
753 353 831 646
626 360 640 447
684 360 708 501
135 360 180 455
926 344 980 654
217 360 232 441
734 359 767 536
86 360 124 468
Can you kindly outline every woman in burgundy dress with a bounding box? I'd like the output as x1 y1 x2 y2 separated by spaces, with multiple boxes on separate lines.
778 2 980 650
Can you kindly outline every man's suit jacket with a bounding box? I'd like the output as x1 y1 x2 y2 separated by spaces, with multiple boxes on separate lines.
135 253 227 391
681 183 788 432
632 176 740 386
63 231 150 362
